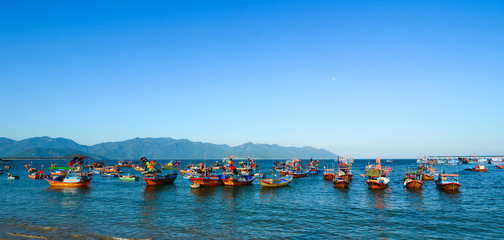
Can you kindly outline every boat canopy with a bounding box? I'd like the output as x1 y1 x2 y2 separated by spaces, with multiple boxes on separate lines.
366 169 381 177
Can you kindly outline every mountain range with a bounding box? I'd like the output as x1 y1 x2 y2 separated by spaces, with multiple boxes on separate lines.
0 137 338 160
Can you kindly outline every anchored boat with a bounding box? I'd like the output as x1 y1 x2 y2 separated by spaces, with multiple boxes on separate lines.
404 168 424 190
260 175 293 188
45 172 92 187
435 173 461 192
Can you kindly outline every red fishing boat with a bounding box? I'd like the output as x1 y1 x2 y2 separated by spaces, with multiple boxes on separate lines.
496 165 504 169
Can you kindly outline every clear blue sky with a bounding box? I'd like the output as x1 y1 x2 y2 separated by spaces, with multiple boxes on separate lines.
1 0 503 158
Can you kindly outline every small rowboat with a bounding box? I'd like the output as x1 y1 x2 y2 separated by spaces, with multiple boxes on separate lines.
222 175 254 186
422 173 435 181
281 170 308 178
190 175 224 187
45 173 92 187
333 177 349 189
8 175 19 180
260 175 293 188
143 173 177 186
496 165 504 169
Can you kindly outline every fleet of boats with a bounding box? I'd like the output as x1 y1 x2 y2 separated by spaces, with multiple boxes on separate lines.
4 155 502 193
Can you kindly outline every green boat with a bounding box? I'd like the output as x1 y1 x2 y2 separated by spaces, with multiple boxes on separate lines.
119 174 139 181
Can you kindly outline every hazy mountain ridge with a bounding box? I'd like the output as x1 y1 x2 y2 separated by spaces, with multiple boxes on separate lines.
0 137 338 159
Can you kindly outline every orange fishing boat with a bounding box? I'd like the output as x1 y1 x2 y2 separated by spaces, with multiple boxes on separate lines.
403 168 424 190
496 165 504 169
365 158 391 190
333 177 349 189
45 173 92 187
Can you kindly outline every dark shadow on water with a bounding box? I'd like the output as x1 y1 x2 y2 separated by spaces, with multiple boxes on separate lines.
222 185 252 200
190 186 219 198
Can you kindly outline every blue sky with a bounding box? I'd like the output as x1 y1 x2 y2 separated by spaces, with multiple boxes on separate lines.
1 0 503 158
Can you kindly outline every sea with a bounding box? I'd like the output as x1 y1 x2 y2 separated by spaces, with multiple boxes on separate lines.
0 159 503 240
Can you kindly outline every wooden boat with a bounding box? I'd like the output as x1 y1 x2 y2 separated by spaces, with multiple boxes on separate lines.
435 173 461 192
366 177 390 189
119 174 139 181
222 174 254 186
496 165 504 169
337 164 353 180
365 158 391 190
404 168 424 190
309 169 319 175
418 164 435 180
260 175 293 188
281 169 308 178
333 176 349 189
133 165 146 172
323 169 335 180
190 175 224 187
28 172 44 179
422 173 435 181
45 172 92 187
143 172 177 186
465 165 487 172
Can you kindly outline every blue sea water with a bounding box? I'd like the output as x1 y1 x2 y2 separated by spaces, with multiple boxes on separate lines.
0 159 503 239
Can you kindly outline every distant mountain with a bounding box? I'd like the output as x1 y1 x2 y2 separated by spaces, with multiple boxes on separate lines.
0 136 338 159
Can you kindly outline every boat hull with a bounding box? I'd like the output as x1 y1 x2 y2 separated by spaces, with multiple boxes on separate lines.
404 180 424 190
45 177 92 187
144 175 177 186
190 177 223 187
366 180 388 189
222 178 254 186
437 182 461 191
496 165 504 169
467 168 487 172
260 179 292 188
323 173 335 180
333 179 349 189
422 173 434 181
28 173 44 179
